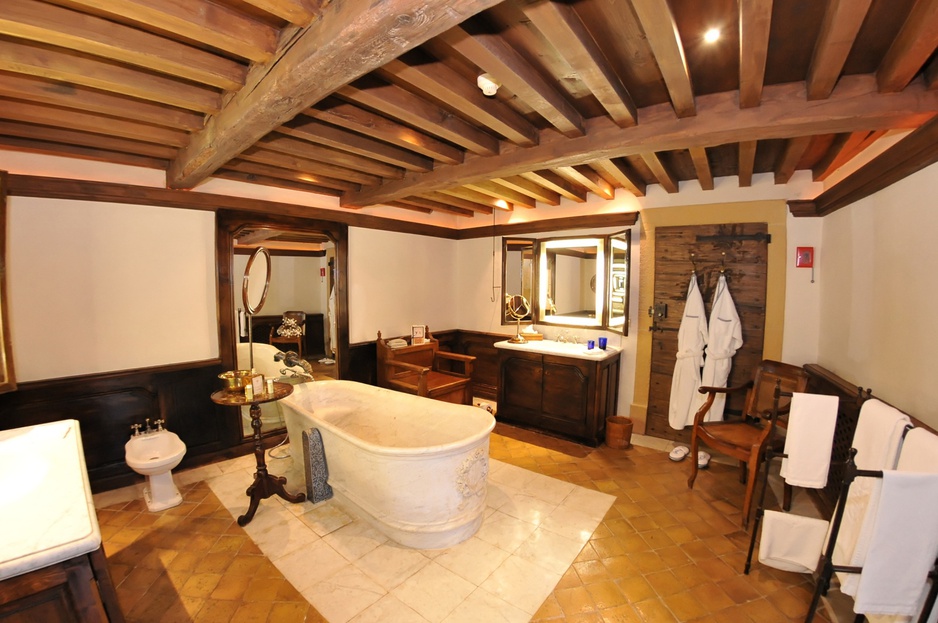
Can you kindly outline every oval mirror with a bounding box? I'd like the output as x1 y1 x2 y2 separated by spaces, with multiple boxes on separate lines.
242 246 271 315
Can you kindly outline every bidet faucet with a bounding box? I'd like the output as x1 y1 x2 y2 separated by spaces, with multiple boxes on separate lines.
154 419 165 431
145 418 152 433
130 423 142 437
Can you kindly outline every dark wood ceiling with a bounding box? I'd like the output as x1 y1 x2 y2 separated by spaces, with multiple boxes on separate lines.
1 0 937 221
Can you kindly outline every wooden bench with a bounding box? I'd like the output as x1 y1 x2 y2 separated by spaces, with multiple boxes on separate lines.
376 328 475 405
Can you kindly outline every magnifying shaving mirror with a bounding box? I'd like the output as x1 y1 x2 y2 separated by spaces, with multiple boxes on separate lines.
242 246 271 370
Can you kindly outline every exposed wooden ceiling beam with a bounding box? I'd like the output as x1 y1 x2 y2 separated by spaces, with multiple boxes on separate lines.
438 25 585 137
0 136 169 169
421 191 494 215
556 165 615 198
439 187 513 211
279 116 433 172
231 156 363 191
0 39 221 113
346 75 937 207
387 201 434 215
58 0 278 63
877 0 938 93
739 0 773 108
166 0 503 189
238 0 319 26
494 176 561 205
791 113 938 216
738 140 757 187
465 180 537 208
811 131 868 181
216 169 345 197
0 73 204 131
629 0 695 117
0 0 247 91
0 98 189 146
641 152 678 193
379 58 539 147
520 170 589 202
774 136 812 184
522 0 637 127
240 146 380 187
590 158 647 196
0 120 178 159
236 228 285 245
338 80 500 156
307 98 463 165
806 0 873 100
394 197 475 217
257 134 403 180
688 147 713 190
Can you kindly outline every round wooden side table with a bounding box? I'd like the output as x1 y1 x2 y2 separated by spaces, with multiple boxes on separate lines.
210 382 306 525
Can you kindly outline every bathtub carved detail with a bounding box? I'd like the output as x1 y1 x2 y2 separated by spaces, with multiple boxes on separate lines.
456 447 488 508
282 381 496 549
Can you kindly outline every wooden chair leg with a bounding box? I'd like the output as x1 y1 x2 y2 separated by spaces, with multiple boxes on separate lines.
687 435 700 488
742 452 760 529
783 482 792 511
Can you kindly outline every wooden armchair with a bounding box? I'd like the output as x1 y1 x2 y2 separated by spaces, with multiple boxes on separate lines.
270 311 305 357
687 359 809 527
376 328 476 405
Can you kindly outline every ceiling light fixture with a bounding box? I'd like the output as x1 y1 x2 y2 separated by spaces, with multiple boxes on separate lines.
477 73 500 97
704 27 721 44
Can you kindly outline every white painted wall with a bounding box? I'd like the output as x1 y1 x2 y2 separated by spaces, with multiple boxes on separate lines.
347 227 458 343
7 197 217 381
817 162 938 427
783 214 823 365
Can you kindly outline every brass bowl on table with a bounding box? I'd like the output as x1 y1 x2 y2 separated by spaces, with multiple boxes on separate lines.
219 370 253 391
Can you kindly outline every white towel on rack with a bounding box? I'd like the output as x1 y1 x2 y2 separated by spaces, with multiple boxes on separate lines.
862 430 938 623
779 393 839 488
853 471 938 616
758 510 829 573
833 399 910 598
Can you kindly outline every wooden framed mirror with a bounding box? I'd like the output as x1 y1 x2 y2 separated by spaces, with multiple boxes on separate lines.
536 237 605 328
217 211 349 441
605 230 631 335
0 173 15 394
501 237 535 324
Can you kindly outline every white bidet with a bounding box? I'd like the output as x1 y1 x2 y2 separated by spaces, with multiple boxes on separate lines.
125 429 187 511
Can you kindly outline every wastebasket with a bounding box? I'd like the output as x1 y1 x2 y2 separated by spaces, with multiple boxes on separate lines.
605 416 633 449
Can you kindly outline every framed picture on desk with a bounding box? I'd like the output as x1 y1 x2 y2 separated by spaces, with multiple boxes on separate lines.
412 324 426 345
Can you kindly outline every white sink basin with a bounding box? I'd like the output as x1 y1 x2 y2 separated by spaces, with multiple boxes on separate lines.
494 339 619 361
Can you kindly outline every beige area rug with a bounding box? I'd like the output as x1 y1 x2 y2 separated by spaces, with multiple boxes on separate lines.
206 453 615 623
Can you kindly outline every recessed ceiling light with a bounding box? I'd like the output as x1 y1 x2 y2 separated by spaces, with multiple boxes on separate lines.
704 27 721 44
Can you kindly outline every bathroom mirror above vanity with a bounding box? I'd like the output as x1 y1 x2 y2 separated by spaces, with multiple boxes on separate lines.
537 237 605 328
502 231 631 333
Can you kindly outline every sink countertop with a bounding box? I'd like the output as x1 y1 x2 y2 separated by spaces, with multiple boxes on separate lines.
0 419 101 581
494 339 620 361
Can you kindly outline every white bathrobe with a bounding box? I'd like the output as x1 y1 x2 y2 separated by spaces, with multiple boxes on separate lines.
698 274 742 421
668 274 709 429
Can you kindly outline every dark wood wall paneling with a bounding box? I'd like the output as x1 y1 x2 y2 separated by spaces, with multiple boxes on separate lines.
0 360 251 492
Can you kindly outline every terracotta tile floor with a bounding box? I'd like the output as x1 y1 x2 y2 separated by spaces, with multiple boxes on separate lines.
95 423 836 622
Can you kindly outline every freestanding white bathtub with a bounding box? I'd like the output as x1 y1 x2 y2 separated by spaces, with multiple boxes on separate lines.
281 380 495 549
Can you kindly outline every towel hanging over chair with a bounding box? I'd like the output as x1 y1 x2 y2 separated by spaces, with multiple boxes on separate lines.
669 273 709 429
697 273 742 421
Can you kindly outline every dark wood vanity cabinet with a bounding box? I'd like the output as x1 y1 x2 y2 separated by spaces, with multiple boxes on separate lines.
496 348 620 446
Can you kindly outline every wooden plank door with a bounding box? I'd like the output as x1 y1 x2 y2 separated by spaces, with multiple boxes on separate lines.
645 223 769 442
